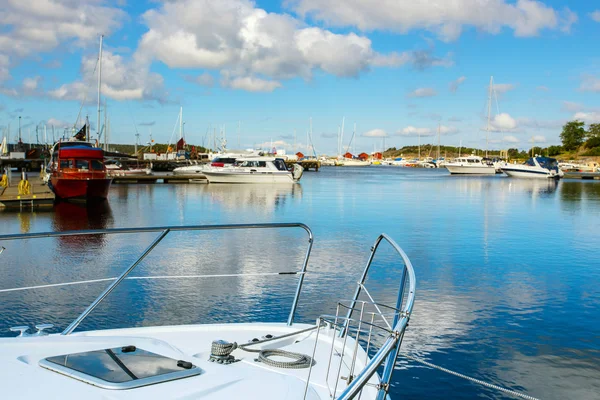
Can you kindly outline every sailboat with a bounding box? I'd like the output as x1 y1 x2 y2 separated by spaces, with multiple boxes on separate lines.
444 77 498 175
0 135 8 159
339 122 369 167
47 36 112 200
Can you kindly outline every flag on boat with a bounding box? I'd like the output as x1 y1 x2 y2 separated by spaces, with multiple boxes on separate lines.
74 124 87 141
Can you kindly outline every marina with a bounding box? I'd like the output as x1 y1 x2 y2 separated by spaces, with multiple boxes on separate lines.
1 1 600 398
1 168 599 400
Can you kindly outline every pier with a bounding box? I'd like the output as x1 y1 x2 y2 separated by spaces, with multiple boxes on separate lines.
112 174 207 184
0 181 55 209
564 172 600 180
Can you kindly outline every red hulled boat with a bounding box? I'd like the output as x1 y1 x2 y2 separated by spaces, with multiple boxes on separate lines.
48 141 112 200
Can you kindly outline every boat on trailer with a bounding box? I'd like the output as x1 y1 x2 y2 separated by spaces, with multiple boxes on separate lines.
0 223 415 400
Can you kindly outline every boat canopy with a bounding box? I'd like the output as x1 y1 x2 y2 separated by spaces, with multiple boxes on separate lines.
58 146 104 159
535 157 559 170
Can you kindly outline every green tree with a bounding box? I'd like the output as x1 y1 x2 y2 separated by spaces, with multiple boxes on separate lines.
560 120 586 151
587 123 600 139
547 145 563 156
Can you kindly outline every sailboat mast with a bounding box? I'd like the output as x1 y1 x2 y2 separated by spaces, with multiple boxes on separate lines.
437 123 441 160
341 117 345 155
179 107 183 140
97 34 103 140
104 99 108 150
486 76 493 158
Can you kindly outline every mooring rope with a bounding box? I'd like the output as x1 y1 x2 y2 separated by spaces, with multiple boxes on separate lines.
402 354 540 400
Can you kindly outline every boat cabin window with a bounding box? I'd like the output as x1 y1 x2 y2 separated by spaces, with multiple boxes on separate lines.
467 159 475 163
214 157 236 164
91 160 104 171
273 159 287 171
60 160 71 169
76 160 89 170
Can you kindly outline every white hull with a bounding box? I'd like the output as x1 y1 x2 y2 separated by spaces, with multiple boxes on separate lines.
339 160 370 167
445 165 496 174
501 167 559 179
204 170 296 183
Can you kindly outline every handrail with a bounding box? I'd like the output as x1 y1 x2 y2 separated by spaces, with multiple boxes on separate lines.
337 233 416 400
0 223 314 333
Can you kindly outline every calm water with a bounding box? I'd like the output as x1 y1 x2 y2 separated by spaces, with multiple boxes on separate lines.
1 167 599 399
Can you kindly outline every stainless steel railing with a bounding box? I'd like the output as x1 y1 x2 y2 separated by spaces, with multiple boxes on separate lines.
0 223 314 334
303 233 416 400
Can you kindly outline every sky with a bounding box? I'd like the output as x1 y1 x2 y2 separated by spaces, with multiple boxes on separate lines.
0 0 599 155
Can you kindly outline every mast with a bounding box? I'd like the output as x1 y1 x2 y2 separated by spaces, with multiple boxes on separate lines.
309 117 314 157
418 131 421 160
353 123 356 154
179 107 183 140
18 116 21 142
293 129 296 153
486 76 493 158
104 99 108 150
97 34 103 140
238 120 241 148
437 123 441 160
341 117 345 155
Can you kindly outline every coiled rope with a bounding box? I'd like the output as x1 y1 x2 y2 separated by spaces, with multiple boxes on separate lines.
402 354 540 400
210 324 319 369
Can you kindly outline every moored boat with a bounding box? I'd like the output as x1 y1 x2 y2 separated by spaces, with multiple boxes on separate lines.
444 155 497 175
204 157 303 183
500 156 564 179
48 141 112 200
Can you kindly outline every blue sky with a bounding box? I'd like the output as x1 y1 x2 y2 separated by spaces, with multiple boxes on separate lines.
0 0 599 155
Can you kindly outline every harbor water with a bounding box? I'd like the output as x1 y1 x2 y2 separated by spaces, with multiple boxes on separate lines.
1 167 599 399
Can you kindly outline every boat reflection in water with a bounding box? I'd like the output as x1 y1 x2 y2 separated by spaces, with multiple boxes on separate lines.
505 178 559 198
204 183 302 214
52 200 114 249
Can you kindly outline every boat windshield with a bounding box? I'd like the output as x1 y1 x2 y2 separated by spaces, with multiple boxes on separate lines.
524 158 536 166
273 159 287 171
537 157 558 170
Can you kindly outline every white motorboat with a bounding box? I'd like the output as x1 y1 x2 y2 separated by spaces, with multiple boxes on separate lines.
0 223 416 400
500 156 564 179
444 155 497 175
173 152 261 175
340 158 370 167
204 157 303 183
106 161 152 177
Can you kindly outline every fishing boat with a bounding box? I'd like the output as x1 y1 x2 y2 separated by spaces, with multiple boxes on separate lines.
0 223 415 400
444 155 497 174
204 157 303 183
47 141 112 200
500 156 564 179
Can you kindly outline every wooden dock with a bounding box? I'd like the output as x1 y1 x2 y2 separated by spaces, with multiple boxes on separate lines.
564 172 600 180
286 160 321 171
111 174 207 184
0 181 55 209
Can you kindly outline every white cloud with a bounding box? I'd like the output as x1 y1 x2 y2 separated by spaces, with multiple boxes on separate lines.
503 135 520 143
397 125 458 137
287 0 575 41
574 112 600 124
0 0 125 82
256 140 310 151
536 85 549 91
562 101 583 112
518 117 564 130
362 128 387 137
449 76 466 92
408 87 437 98
490 113 517 131
46 118 71 129
0 75 42 97
184 73 215 87
493 83 516 94
49 51 164 101
589 10 600 23
579 75 600 93
528 135 546 143
221 73 282 92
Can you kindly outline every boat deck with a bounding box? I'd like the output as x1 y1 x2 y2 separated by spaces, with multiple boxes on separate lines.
0 323 377 400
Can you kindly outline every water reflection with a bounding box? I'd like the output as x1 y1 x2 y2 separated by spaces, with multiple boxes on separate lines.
52 201 114 249
203 183 302 214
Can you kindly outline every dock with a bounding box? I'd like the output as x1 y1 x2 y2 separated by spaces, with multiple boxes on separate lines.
564 172 600 180
286 160 321 171
112 174 207 184
0 181 55 209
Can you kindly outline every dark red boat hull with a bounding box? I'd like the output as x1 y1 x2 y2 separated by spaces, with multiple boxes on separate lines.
49 177 112 200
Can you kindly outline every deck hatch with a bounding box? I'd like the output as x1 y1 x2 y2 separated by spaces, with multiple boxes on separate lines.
39 346 202 389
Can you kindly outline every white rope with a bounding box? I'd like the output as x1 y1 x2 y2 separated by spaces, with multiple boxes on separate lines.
0 272 304 293
403 354 541 400
358 283 392 330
